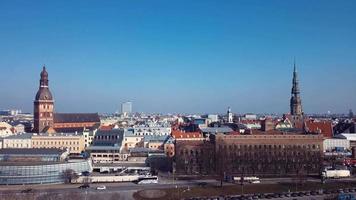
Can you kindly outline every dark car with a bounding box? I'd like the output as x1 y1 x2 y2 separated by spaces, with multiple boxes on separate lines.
82 171 90 176
21 188 34 193
78 184 90 189
291 193 298 197
197 182 208 187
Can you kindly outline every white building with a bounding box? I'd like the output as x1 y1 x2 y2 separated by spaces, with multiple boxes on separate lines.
323 138 350 152
2 133 32 148
83 128 100 148
9 123 25 133
208 114 218 123
334 133 356 148
132 126 171 136
243 114 257 120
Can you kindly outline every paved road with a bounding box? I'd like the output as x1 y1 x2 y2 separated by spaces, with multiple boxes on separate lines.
0 176 356 200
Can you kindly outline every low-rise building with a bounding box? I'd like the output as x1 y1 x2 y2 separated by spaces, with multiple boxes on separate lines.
9 122 26 133
323 138 350 152
131 124 171 136
334 133 356 148
144 135 169 150
171 130 203 141
174 132 324 176
214 133 323 176
0 148 92 185
200 127 233 138
123 130 144 150
86 129 127 163
164 136 175 157
0 122 14 137
83 128 98 148
2 133 33 148
32 132 85 154
305 119 333 138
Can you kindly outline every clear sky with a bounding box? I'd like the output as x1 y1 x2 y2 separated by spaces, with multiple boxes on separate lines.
0 0 355 114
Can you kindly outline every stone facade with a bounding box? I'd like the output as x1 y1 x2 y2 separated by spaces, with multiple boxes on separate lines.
174 133 323 177
32 133 85 154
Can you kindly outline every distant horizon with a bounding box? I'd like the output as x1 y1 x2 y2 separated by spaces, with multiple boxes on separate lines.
1 108 353 117
0 1 355 114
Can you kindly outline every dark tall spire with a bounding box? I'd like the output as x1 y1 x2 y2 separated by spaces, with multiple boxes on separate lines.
290 61 303 116
291 61 300 95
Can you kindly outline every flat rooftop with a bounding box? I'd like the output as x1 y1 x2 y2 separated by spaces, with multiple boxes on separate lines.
0 148 65 155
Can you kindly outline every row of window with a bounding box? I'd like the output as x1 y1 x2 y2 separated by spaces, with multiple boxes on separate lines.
33 140 80 146
5 144 30 148
40 112 52 118
95 135 120 140
32 146 81 151
218 144 320 150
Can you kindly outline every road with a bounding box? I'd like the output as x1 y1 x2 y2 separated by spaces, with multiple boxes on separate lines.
0 176 355 199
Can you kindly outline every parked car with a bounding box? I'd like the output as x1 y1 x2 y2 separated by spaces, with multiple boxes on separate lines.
78 184 90 189
21 188 34 193
96 185 106 190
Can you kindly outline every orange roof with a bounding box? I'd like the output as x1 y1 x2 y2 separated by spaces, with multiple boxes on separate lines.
305 120 333 138
99 125 114 131
171 130 202 139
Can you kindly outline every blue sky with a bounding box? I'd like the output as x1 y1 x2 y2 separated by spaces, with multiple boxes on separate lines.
0 0 355 114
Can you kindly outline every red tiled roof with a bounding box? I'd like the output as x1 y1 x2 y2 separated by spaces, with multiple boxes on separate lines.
99 125 114 131
305 120 333 138
171 130 202 139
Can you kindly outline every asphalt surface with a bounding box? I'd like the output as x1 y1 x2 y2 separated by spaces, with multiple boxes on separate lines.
0 176 355 199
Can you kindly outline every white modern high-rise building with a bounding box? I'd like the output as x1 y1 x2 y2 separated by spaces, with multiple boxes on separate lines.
121 101 132 117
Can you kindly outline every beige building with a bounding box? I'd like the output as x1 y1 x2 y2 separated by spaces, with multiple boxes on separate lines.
32 133 85 154
2 133 32 148
122 131 143 150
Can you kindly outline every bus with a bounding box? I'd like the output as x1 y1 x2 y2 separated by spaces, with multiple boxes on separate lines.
135 176 158 184
233 176 260 183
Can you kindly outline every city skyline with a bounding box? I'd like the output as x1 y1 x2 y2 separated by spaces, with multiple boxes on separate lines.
0 1 355 114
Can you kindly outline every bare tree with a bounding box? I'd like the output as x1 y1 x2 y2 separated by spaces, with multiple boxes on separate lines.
62 169 79 184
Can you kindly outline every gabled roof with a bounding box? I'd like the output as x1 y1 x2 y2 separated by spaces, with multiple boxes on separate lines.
305 120 333 138
54 113 100 123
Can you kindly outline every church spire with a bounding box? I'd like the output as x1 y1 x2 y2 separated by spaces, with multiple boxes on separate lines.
40 65 49 87
291 60 300 95
33 65 54 133
290 60 303 116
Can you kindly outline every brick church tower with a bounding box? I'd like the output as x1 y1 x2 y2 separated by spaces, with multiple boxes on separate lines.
33 66 54 133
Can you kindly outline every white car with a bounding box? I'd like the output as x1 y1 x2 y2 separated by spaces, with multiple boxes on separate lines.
96 185 106 190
